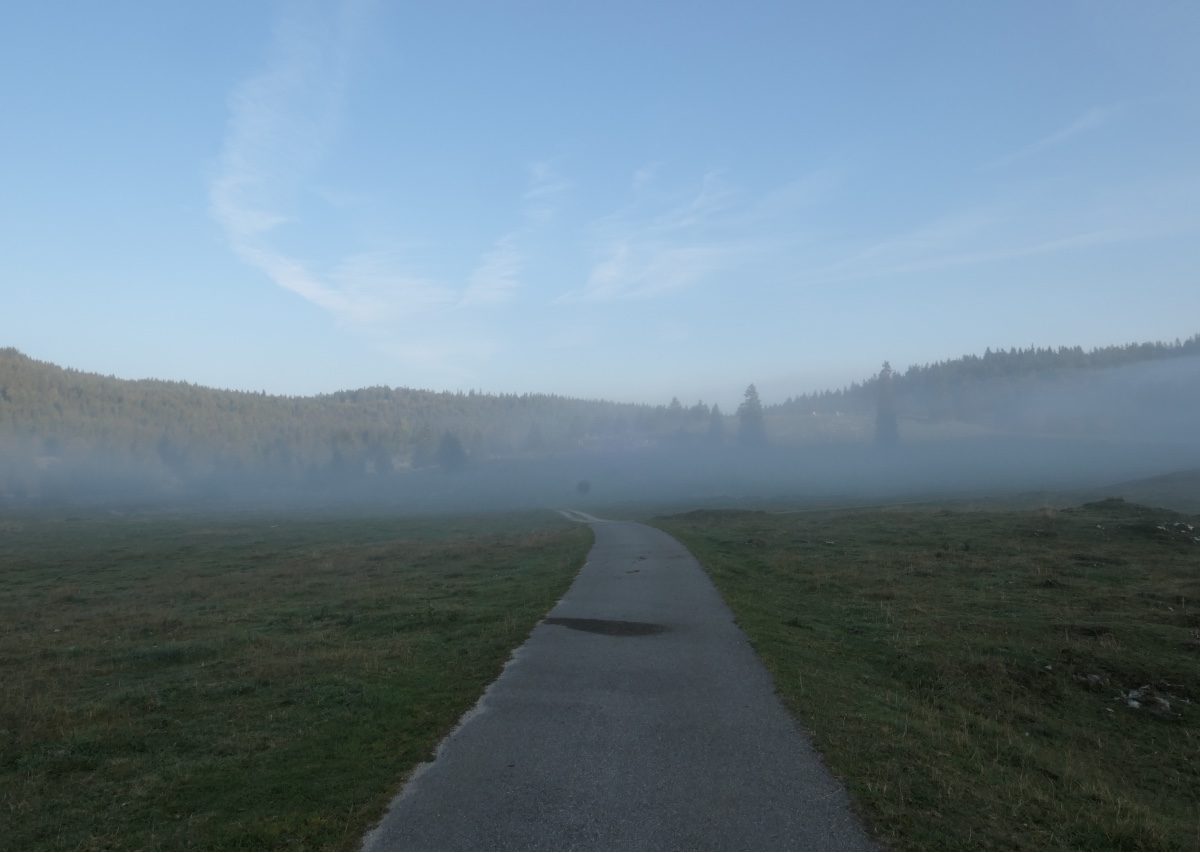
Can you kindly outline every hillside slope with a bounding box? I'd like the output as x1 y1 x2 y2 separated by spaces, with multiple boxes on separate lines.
3 336 1198 507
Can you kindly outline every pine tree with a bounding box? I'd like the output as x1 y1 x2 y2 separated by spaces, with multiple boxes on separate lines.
875 361 899 447
737 385 767 447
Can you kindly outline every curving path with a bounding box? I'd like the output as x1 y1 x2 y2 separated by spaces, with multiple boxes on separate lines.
362 514 872 851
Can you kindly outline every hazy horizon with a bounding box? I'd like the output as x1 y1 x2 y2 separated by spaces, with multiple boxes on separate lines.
5 338 1199 515
6 334 1195 413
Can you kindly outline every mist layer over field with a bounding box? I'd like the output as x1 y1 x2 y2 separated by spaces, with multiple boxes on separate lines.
3 341 1198 514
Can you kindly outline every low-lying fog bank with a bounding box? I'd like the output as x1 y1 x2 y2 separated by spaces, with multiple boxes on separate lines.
4 434 1197 516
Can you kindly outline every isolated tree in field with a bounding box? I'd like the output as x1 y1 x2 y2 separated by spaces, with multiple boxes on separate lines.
737 384 767 447
436 430 468 472
875 361 899 447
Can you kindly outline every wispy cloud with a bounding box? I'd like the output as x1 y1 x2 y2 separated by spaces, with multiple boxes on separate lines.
559 172 750 303
798 171 1200 287
459 162 573 306
212 12 832 321
985 104 1123 170
520 160 571 227
557 167 842 304
524 161 572 202
211 4 564 334
330 251 455 321
817 226 1130 283
210 4 379 322
236 245 354 316
577 241 738 302
461 234 522 306
813 209 1002 279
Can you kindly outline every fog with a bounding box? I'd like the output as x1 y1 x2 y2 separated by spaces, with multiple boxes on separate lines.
4 432 1196 518
3 350 1198 517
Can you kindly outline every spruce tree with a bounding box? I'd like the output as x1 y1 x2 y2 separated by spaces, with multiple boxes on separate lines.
875 361 899 447
737 384 767 447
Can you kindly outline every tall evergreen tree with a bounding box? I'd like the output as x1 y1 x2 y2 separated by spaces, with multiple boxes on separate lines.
875 361 899 447
737 384 767 447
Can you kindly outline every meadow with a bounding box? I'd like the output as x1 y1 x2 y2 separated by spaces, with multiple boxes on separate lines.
0 510 591 849
655 498 1200 850
5 494 1198 851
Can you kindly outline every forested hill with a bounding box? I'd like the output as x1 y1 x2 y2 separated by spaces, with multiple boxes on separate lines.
0 348 709 500
3 335 1198 504
775 335 1200 438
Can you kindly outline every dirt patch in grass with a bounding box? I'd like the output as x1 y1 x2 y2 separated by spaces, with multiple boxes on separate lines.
655 498 1200 850
0 510 591 850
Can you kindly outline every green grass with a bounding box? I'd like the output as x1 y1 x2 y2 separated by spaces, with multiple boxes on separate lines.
655 499 1200 850
0 510 591 850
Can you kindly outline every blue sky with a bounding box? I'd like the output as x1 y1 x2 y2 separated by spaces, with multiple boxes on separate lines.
3 1 1198 407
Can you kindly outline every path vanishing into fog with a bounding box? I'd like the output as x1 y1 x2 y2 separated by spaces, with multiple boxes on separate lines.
363 513 873 851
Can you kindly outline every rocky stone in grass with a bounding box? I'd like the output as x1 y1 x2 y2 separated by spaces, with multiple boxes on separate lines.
1119 684 1187 718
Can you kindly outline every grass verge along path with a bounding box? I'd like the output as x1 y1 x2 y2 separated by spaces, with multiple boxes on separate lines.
0 510 591 850
655 499 1199 850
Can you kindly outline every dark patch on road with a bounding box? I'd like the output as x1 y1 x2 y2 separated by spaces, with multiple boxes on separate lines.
544 617 667 636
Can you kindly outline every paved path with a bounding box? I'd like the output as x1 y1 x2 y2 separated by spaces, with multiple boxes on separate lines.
363 515 872 851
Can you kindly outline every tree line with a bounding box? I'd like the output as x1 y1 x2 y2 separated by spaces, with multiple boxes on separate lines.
0 348 736 500
776 335 1200 425
2 333 1196 502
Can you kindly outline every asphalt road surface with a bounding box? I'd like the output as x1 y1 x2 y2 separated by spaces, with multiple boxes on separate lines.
362 513 873 851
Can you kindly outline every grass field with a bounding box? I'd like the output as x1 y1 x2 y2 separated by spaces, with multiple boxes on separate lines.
0 510 591 850
655 499 1200 850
